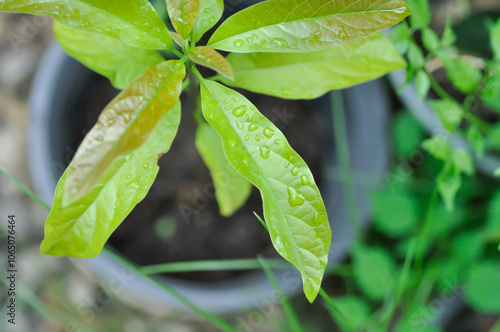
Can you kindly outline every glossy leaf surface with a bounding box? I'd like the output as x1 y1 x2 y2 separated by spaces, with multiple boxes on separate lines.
188 46 234 80
195 122 252 216
41 103 181 257
191 0 223 42
63 60 186 205
200 80 331 302
166 0 200 39
54 22 165 90
0 0 172 49
219 33 405 99
207 0 411 53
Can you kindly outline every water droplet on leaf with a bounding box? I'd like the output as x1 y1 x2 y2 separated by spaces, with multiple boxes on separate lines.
288 187 305 207
234 39 244 47
232 105 247 117
263 128 274 138
260 146 270 159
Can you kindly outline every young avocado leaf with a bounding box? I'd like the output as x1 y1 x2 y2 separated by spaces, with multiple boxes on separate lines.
53 22 164 90
219 33 406 99
188 46 234 80
62 60 185 206
207 0 411 53
166 0 201 39
192 0 224 42
0 0 172 49
40 102 181 258
195 122 252 216
200 80 331 302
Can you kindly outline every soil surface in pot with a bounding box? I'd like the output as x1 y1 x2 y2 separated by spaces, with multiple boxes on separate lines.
65 71 332 282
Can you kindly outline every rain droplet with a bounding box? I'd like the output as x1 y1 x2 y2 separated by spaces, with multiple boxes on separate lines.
204 8 212 13
260 146 270 159
263 127 275 138
273 38 288 47
232 105 247 117
228 140 236 147
96 135 103 141
104 26 112 31
274 139 282 145
248 123 259 132
246 37 253 42
236 121 244 130
246 115 254 123
312 30 322 39
126 174 132 179
288 187 305 207
255 135 261 141
234 39 244 47
244 135 250 141
143 162 150 169
301 175 310 185
282 88 291 95
251 34 259 41
291 167 299 176
207 113 215 119
120 175 125 181
284 161 290 168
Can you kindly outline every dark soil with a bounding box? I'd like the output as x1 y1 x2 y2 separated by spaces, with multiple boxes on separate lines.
65 71 332 282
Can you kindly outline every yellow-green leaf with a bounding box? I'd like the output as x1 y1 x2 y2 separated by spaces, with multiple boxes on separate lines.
63 60 186 206
0 0 172 49
53 22 165 90
195 122 252 216
188 46 234 80
207 0 411 53
219 33 406 99
191 0 223 42
40 102 181 258
166 0 200 39
200 80 331 302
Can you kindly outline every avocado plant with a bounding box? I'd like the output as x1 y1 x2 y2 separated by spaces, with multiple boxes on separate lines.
0 0 410 302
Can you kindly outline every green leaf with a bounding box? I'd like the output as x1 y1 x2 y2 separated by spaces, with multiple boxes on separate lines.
405 0 430 29
192 0 224 42
415 70 430 100
195 122 252 216
207 0 411 53
389 20 411 54
63 60 186 205
496 168 500 177
0 0 172 49
422 136 450 160
440 53 481 93
40 102 181 257
491 19 500 59
484 191 500 239
451 148 474 176
465 261 500 313
352 245 397 301
169 31 187 49
429 99 463 132
53 22 164 90
392 112 425 157
441 16 456 48
200 80 331 302
371 190 419 237
437 162 462 211
408 41 425 68
326 296 370 331
428 203 461 238
188 46 234 80
219 33 406 100
422 28 440 52
451 231 484 264
166 0 200 39
467 125 485 158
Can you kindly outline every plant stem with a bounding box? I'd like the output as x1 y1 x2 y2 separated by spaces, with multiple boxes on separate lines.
330 91 362 242
319 288 355 331
257 256 305 332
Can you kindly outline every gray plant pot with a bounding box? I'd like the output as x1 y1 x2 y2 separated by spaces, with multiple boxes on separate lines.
28 40 391 314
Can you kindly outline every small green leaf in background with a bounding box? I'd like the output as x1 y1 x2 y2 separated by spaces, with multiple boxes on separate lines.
200 80 331 302
422 136 450 161
451 149 474 176
220 33 406 100
429 99 463 132
371 190 419 237
40 102 181 258
188 46 234 80
405 0 431 29
166 0 201 39
326 296 370 331
481 61 500 112
54 22 164 90
389 20 411 54
207 0 411 53
490 19 500 59
422 28 440 52
195 122 252 216
428 203 462 239
408 42 426 68
437 163 462 211
0 0 172 49
192 0 224 42
436 259 461 292
439 54 482 93
465 261 500 313
451 231 485 265
496 168 500 177
415 70 431 100
467 125 485 157
63 60 186 205
484 191 500 240
441 16 457 48
352 245 397 301
392 112 425 157
394 303 445 332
